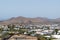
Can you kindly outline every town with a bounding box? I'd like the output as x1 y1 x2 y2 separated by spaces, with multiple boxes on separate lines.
0 23 60 40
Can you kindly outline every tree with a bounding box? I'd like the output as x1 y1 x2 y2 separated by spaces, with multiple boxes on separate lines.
55 29 58 34
19 29 25 34
28 31 36 35
0 28 3 33
8 24 15 35
8 24 15 31
47 27 50 30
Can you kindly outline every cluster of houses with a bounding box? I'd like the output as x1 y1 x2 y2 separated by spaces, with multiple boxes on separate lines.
0 24 60 40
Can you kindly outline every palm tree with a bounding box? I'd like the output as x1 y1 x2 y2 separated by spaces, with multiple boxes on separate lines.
0 28 3 33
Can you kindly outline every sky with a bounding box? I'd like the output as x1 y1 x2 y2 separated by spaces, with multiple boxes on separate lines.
0 0 60 20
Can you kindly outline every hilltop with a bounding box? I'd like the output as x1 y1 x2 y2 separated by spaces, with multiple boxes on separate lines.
0 16 60 25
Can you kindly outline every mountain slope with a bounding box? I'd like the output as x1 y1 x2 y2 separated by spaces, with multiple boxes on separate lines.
0 16 60 25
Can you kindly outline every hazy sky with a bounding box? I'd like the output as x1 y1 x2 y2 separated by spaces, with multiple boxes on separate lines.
0 0 60 19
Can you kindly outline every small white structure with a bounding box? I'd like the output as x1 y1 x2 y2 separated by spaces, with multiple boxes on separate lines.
36 32 44 35
52 35 60 39
24 32 27 34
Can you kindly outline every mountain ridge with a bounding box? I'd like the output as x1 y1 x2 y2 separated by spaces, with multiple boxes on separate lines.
0 16 60 25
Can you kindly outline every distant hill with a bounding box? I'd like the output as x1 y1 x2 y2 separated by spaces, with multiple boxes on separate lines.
0 16 60 25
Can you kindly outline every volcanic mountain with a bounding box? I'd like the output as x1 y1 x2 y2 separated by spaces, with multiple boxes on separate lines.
0 16 60 25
